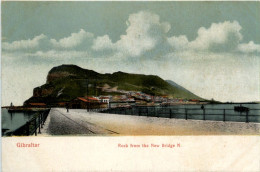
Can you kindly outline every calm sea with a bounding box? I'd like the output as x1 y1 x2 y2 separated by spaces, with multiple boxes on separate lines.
1 108 36 136
107 103 260 123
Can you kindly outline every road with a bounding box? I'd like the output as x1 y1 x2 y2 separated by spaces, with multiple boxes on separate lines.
45 108 118 135
41 108 260 136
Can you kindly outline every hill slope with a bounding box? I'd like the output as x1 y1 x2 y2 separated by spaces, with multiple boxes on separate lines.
166 80 199 99
24 64 202 105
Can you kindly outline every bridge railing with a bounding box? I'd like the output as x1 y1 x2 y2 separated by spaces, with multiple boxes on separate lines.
101 107 260 123
5 109 51 136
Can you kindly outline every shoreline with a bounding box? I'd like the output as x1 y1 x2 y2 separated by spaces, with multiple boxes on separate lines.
2 101 259 110
2 106 48 112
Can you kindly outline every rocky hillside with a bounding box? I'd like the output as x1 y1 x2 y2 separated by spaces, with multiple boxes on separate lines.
24 64 202 106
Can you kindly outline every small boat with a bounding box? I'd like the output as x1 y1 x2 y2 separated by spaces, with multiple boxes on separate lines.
234 105 249 112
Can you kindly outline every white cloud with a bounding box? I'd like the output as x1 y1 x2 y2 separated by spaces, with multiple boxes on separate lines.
237 41 260 53
91 11 171 57
50 29 94 48
166 20 257 55
3 14 258 58
116 11 171 56
167 35 189 51
92 35 115 51
2 34 47 51
28 50 89 59
189 21 242 52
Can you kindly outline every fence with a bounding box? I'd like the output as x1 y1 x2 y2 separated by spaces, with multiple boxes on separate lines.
5 109 51 136
86 108 109 112
101 106 260 123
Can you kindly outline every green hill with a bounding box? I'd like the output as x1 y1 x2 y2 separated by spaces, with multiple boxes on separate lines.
166 80 200 99
24 64 203 106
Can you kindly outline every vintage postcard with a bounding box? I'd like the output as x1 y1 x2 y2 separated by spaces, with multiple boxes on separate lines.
1 1 260 171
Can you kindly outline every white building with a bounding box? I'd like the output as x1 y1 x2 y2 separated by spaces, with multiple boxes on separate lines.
99 96 110 104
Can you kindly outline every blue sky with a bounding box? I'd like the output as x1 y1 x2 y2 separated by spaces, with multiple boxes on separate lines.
1 2 260 105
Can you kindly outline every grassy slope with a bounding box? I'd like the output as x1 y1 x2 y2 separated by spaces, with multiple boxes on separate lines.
24 65 202 105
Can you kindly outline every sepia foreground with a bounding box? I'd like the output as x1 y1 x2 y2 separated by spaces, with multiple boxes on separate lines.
40 108 260 136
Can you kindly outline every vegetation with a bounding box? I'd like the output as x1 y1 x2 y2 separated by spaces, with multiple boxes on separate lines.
24 64 203 106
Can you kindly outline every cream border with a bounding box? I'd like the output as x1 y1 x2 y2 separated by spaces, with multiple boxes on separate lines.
2 136 260 171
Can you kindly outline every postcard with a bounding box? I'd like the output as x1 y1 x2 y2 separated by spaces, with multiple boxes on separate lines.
1 1 260 171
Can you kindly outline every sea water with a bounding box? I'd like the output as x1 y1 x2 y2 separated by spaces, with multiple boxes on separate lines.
1 108 36 135
109 103 260 123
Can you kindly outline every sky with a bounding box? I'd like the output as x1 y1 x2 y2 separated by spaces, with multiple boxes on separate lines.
1 1 260 106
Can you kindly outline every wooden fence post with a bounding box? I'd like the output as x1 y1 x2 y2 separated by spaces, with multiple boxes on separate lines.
34 118 37 136
38 115 41 134
146 107 148 117
223 109 226 122
203 109 205 120
42 113 45 125
41 113 43 128
246 111 249 123
185 109 188 120
170 109 172 118
26 122 30 136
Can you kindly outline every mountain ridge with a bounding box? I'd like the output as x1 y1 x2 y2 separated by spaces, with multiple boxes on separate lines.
166 80 198 98
24 64 203 105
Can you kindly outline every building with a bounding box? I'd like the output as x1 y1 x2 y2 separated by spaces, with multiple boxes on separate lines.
69 97 105 109
28 103 46 107
99 96 110 104
56 102 67 107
